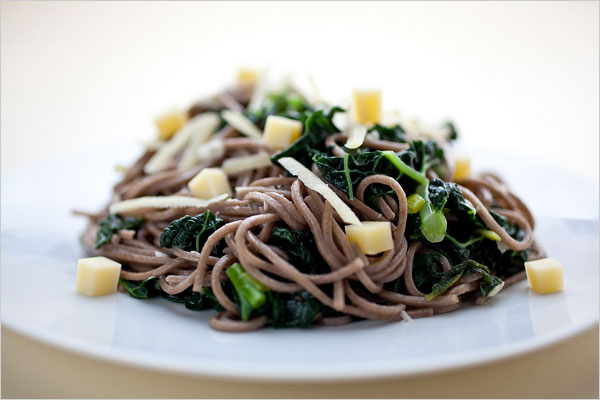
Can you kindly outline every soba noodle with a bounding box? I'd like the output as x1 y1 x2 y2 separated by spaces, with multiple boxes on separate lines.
78 81 545 332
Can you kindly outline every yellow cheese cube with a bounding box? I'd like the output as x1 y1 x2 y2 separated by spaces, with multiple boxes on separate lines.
454 154 471 181
525 258 564 294
263 115 303 150
76 256 122 296
345 221 394 255
352 89 381 125
155 109 187 140
237 68 259 85
187 167 232 199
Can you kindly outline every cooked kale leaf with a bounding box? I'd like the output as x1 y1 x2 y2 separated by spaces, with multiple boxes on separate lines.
160 287 225 311
271 107 344 167
159 211 223 254
268 227 325 273
120 263 330 328
313 150 396 201
425 262 466 300
412 259 504 301
398 140 445 176
246 91 313 127
313 146 451 242
268 291 323 329
368 124 407 143
119 277 160 299
445 121 459 141
411 253 444 293
428 178 451 210
120 277 225 312
95 214 144 249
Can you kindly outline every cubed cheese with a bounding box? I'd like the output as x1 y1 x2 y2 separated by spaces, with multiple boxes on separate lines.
345 221 394 255
525 258 564 294
454 154 471 181
237 68 259 85
187 168 232 199
352 89 381 125
76 256 122 296
263 115 303 150
155 109 187 140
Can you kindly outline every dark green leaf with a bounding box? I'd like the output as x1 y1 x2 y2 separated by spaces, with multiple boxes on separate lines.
422 259 505 301
271 107 344 167
268 291 323 329
466 261 505 297
246 91 313 127
399 140 445 174
159 286 225 311
445 182 476 218
411 252 444 293
425 261 467 300
160 290 186 303
428 178 451 211
368 124 407 143
313 150 399 200
119 277 160 299
96 214 144 249
159 211 223 254
196 287 225 311
445 121 459 141
268 227 324 273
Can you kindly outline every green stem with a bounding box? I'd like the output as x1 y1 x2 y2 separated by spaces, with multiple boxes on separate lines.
380 151 447 243
226 263 268 320
381 151 428 186
445 233 484 249
343 153 353 200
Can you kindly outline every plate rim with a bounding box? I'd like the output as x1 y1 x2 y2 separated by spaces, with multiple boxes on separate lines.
2 311 597 381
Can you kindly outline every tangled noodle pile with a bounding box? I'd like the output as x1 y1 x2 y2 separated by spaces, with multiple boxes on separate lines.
79 77 545 332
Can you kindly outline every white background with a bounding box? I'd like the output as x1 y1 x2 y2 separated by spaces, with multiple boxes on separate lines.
2 1 598 183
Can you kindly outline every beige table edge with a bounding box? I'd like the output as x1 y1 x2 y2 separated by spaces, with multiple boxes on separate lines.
1 325 597 399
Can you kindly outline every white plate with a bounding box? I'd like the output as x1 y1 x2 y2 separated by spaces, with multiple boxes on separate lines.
1 142 598 381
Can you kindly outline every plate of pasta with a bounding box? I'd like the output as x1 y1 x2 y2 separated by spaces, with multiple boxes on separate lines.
1 74 598 380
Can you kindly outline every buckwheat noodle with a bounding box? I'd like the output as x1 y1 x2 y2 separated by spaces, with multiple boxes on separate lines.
78 83 545 332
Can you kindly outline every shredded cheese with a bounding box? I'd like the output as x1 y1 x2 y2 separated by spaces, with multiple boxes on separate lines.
278 157 361 225
400 310 413 322
344 124 368 149
109 194 229 214
145 113 219 174
141 139 166 151
222 152 273 175
247 70 269 111
196 137 225 163
221 110 262 139
177 112 221 171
